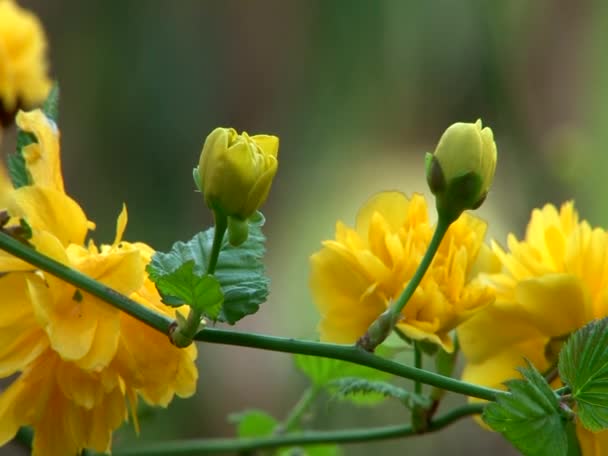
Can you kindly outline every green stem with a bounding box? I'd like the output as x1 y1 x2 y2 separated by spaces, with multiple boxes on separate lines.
414 342 422 395
194 328 503 402
390 216 450 317
208 212 227 275
281 386 320 433
114 403 485 455
0 232 173 332
359 218 451 351
171 212 227 346
0 231 503 401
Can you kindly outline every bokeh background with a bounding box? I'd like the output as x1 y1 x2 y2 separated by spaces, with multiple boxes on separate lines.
5 1 608 454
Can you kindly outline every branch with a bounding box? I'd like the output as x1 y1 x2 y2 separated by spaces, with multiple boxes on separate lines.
114 403 485 455
0 232 504 401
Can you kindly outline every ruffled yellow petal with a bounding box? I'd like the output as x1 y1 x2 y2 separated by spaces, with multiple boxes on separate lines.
8 186 89 247
458 300 545 364
577 426 608 456
310 244 387 343
461 338 549 390
0 273 47 376
16 109 64 192
514 274 591 337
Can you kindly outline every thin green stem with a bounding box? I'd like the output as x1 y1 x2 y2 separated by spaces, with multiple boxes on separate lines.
359 218 451 351
0 232 172 333
414 342 422 395
390 217 450 317
281 386 320 433
0 231 504 401
208 212 227 275
193 328 503 402
114 403 485 455
171 214 227 346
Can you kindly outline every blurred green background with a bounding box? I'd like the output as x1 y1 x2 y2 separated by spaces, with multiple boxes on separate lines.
5 0 608 454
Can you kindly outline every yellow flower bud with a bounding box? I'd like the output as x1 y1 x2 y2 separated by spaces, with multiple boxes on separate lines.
426 119 497 222
198 127 279 220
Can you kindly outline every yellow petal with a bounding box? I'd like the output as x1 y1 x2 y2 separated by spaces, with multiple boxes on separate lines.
113 203 128 246
16 109 64 192
310 246 386 343
577 425 608 456
461 338 549 391
515 273 590 337
28 274 98 361
8 186 90 247
355 191 412 240
458 300 545 364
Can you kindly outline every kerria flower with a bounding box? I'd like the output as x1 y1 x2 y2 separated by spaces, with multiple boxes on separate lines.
310 191 495 352
0 0 51 123
0 109 198 456
457 201 608 454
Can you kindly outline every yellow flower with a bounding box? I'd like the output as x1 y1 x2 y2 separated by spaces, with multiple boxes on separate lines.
426 120 497 220
198 127 279 220
457 201 608 453
0 109 197 456
310 191 495 352
0 0 51 118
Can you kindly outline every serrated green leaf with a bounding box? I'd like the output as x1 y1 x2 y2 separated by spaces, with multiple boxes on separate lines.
558 318 608 432
154 261 223 320
7 84 60 189
42 83 60 122
228 409 277 438
330 377 430 409
483 361 569 456
294 346 392 392
8 131 35 188
147 217 268 324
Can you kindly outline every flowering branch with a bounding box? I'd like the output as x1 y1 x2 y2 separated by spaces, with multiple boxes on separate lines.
114 403 485 455
0 230 504 402
358 217 451 351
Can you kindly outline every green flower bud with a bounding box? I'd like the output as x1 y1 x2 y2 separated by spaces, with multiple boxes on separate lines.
198 127 279 220
426 119 497 222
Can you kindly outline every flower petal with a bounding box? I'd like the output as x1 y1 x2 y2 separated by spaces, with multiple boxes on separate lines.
515 273 591 337
8 186 90 247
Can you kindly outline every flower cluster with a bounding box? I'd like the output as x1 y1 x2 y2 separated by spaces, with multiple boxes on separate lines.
458 201 608 453
310 191 495 352
0 109 198 456
0 0 51 124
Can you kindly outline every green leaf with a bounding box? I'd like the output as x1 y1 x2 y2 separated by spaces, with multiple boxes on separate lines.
7 83 60 189
147 216 268 324
42 83 60 122
483 361 569 456
228 409 277 438
153 261 223 320
294 350 391 388
558 318 608 432
8 131 34 188
330 377 430 409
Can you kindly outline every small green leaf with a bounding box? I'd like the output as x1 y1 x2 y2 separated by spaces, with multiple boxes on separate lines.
483 361 569 456
294 351 391 388
42 83 60 122
559 318 608 432
8 131 34 188
330 377 430 409
154 261 223 320
228 409 278 438
147 216 268 324
7 84 60 189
